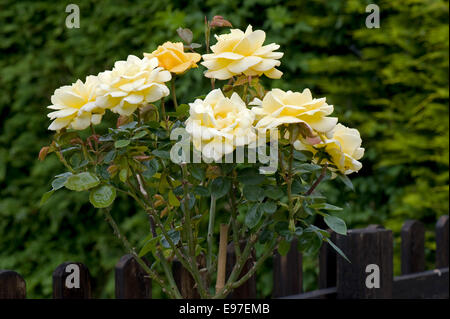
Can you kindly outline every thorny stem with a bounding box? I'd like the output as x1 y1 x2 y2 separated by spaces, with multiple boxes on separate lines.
55 149 75 173
181 164 194 256
229 179 241 260
126 173 182 299
228 239 277 290
171 77 178 110
206 195 216 278
214 217 269 299
102 207 180 299
287 137 295 231
128 173 209 298
305 163 329 196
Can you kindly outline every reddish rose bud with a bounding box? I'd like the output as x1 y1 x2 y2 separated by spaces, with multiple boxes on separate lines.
70 138 84 145
133 155 151 161
38 146 50 161
160 206 169 218
107 165 119 176
210 16 232 28
117 115 130 128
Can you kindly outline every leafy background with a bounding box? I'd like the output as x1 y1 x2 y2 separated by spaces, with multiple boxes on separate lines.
0 0 448 298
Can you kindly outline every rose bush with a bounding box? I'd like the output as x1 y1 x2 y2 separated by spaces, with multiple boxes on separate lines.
40 19 364 299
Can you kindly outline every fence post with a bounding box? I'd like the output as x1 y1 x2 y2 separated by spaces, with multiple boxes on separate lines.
401 220 425 274
173 259 200 299
0 270 26 299
273 238 302 297
53 262 91 299
115 254 151 299
436 215 449 268
226 242 256 298
319 231 336 289
336 228 393 298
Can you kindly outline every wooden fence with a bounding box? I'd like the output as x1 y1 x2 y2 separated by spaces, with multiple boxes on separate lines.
0 216 448 299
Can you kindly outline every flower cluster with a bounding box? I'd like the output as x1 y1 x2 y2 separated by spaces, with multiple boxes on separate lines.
47 25 364 175
43 21 366 300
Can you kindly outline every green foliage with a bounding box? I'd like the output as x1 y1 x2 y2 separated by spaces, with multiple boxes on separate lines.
0 0 447 298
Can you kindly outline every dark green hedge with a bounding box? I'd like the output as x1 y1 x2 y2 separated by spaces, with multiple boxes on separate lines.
0 0 448 297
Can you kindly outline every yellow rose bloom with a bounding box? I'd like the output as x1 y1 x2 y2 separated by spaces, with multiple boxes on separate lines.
185 89 256 161
96 55 171 116
201 25 283 80
251 88 337 133
144 42 201 74
294 123 364 175
47 75 105 131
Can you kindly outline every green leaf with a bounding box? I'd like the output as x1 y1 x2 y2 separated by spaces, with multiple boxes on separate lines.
261 201 277 214
323 215 347 235
115 140 131 148
132 130 148 139
293 150 309 161
309 203 343 211
168 191 180 207
119 121 137 130
139 237 159 257
51 175 69 190
326 239 350 263
294 163 322 174
142 159 159 179
104 150 116 163
278 238 291 256
119 168 128 183
297 230 322 255
209 177 231 199
40 190 55 206
245 203 262 229
237 168 265 185
89 185 116 208
175 104 190 117
264 185 284 200
65 172 100 192
152 149 170 159
193 185 210 196
259 228 274 243
338 174 354 191
161 229 181 248
190 165 206 181
243 185 265 202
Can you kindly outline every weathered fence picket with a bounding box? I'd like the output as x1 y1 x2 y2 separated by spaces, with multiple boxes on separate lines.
0 216 448 299
273 238 302 297
53 262 91 299
336 228 393 298
115 254 151 299
0 270 26 299
436 215 449 268
401 220 425 274
318 231 336 289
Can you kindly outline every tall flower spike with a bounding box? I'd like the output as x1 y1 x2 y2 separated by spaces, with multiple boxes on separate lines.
201 25 283 80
